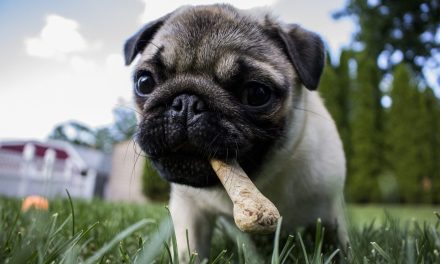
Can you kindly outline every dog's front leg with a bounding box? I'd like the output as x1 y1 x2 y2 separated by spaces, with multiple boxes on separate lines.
169 186 214 262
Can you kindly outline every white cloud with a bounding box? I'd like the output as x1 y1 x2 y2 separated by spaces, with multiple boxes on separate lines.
25 14 88 60
139 0 276 23
70 56 98 73
0 52 133 140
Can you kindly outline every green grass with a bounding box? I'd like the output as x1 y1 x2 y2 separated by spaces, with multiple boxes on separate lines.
1 196 439 263
347 204 440 228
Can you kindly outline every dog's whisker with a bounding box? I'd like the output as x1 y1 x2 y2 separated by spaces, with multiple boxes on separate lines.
293 107 333 122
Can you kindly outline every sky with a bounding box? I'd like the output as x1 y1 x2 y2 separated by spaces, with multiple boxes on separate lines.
0 0 355 140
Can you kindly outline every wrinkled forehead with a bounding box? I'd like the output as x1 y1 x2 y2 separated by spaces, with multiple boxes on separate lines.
140 5 287 76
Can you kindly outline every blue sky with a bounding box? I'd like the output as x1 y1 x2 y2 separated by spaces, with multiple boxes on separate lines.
0 0 355 140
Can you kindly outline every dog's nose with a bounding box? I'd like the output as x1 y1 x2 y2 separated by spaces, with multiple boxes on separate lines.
171 94 206 120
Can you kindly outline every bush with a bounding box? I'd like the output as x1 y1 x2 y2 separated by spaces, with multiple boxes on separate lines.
142 158 170 201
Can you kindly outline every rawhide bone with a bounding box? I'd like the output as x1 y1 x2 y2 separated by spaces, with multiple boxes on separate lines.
210 159 280 233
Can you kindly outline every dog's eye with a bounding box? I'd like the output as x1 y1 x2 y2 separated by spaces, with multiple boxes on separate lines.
135 71 156 96
241 82 272 107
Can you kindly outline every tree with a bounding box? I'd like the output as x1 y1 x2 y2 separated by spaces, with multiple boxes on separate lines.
334 1 440 204
386 64 417 202
334 50 353 163
385 64 438 203
320 54 339 119
95 127 115 153
112 107 137 142
48 106 138 152
48 121 96 148
420 88 440 203
320 50 352 169
334 0 439 83
348 54 383 203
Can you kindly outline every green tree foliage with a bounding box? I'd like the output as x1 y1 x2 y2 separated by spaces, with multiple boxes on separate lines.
386 64 440 203
423 88 440 203
142 158 170 201
320 55 340 120
332 0 440 204
386 64 419 202
320 50 352 171
95 127 115 153
334 0 439 81
319 56 339 145
322 53 440 204
335 51 352 163
48 106 137 152
112 107 137 142
48 121 96 148
348 54 383 203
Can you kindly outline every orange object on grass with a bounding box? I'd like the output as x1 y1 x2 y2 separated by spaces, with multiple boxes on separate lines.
22 195 49 211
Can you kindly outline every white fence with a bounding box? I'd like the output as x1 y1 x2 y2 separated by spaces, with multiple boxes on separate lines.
0 147 96 199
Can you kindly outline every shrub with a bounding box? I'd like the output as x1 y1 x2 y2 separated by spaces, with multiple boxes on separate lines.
142 158 170 201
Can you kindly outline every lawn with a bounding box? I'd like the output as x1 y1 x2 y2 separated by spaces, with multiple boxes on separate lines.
347 204 440 228
0 196 439 263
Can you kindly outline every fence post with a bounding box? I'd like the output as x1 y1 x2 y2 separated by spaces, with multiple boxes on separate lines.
19 143 35 197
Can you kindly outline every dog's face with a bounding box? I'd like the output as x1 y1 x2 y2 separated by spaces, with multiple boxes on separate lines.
124 4 324 187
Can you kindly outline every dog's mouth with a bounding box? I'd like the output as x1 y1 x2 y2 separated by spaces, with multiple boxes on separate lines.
150 143 222 187
135 113 270 187
151 140 236 162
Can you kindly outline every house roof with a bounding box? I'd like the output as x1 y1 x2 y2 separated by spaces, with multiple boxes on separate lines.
0 140 111 176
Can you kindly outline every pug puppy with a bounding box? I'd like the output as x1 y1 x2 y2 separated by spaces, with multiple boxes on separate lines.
124 4 348 260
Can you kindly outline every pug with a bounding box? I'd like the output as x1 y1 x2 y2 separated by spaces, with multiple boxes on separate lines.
124 4 348 261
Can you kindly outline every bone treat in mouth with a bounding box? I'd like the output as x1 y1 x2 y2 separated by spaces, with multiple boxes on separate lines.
210 159 281 233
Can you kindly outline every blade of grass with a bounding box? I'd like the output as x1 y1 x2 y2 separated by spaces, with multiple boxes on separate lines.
242 242 252 264
138 236 143 249
165 207 179 264
186 229 191 259
323 249 340 264
163 241 173 263
271 217 283 264
237 238 244 264
84 219 153 264
44 222 99 264
61 244 80 264
119 241 131 263
4 207 20 251
370 242 392 262
211 250 228 264
363 256 369 264
405 238 415 264
312 218 324 264
134 217 173 263
280 235 295 264
218 217 264 264
188 252 198 264
66 189 75 236
297 232 310 264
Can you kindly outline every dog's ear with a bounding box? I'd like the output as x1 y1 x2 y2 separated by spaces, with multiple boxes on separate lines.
268 23 325 90
124 14 171 66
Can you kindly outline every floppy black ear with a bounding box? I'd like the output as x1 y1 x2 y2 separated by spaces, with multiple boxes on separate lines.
124 14 171 66
275 24 325 90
